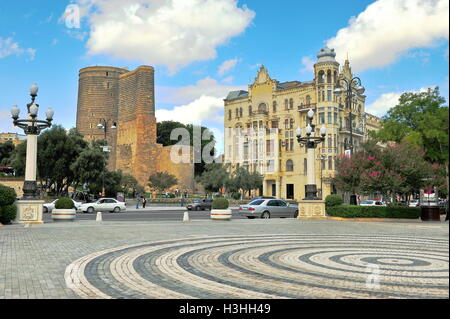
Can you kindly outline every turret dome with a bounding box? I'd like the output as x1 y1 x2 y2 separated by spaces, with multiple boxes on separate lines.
317 47 336 63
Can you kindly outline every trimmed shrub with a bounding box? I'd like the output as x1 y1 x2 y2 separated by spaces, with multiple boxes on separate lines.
212 198 229 210
326 205 421 219
0 184 17 207
325 194 343 207
231 193 241 200
55 198 75 209
0 205 17 224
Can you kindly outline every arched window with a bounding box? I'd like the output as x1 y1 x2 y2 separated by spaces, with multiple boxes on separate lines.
285 99 289 110
284 119 289 129
249 105 252 116
306 95 311 106
235 108 239 118
258 103 267 113
327 70 332 83
318 70 325 83
272 101 277 112
286 160 294 172
289 118 294 129
228 110 232 120
333 71 337 83
328 156 333 170
289 98 294 109
239 108 243 118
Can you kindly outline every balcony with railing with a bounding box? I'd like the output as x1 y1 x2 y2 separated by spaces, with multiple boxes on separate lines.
339 126 364 136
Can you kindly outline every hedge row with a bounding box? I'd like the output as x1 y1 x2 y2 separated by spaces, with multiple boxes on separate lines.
326 205 421 219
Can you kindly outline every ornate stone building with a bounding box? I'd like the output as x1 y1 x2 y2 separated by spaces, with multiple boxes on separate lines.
224 47 381 200
76 66 194 191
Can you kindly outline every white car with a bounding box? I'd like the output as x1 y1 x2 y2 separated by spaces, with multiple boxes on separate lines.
43 199 82 213
79 198 126 213
360 200 386 206
408 199 420 207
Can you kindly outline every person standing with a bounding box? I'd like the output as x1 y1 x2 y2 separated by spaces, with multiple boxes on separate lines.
136 196 141 209
142 196 147 209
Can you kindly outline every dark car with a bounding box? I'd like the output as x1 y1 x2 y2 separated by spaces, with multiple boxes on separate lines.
187 199 213 211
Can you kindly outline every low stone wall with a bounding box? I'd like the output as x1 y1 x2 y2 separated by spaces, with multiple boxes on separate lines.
0 179 24 198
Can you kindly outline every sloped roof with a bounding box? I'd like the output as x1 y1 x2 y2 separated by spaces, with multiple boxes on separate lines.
225 90 249 101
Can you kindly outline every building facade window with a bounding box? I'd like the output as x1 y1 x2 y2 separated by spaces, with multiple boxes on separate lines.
306 95 311 106
285 99 289 110
319 113 325 124
286 160 294 171
289 98 294 109
273 101 277 113
328 156 333 170
327 112 332 124
228 110 232 120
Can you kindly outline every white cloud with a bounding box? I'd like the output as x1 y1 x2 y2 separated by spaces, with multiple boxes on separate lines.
157 77 246 105
0 37 36 60
326 0 449 73
69 0 255 73
156 95 224 125
218 58 240 76
300 55 315 74
366 86 438 116
366 92 403 117
221 76 234 84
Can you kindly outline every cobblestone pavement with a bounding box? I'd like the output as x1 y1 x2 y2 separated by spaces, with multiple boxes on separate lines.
0 219 448 299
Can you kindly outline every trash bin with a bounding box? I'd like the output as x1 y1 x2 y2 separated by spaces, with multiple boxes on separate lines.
420 205 440 221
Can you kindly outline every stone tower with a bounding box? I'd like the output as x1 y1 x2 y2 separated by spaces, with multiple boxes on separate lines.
76 65 195 191
314 47 340 108
76 66 129 170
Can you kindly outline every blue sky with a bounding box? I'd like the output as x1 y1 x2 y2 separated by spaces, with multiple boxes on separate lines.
0 0 448 154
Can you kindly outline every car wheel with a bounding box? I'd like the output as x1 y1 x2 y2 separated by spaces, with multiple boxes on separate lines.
261 211 270 219
294 210 299 218
247 216 255 219
113 207 121 213
87 207 94 214
43 207 48 214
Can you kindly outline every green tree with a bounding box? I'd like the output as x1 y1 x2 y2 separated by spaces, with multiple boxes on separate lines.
226 167 262 198
0 140 15 166
148 171 178 193
197 163 229 195
372 87 449 200
121 173 138 197
70 147 106 194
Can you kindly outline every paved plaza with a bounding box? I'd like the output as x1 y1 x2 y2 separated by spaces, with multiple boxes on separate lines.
0 218 448 299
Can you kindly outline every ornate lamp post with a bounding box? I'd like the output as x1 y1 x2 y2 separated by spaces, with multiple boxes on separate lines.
11 84 54 224
97 119 116 196
333 77 365 155
296 108 327 200
334 77 364 205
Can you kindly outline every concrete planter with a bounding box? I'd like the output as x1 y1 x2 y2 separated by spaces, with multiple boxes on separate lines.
52 209 76 222
210 209 232 221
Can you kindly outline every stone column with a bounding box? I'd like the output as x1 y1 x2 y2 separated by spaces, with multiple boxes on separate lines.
25 134 37 181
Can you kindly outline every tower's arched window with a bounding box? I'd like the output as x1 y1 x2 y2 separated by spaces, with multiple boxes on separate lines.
318 70 325 83
327 70 332 83
286 160 294 172
334 71 337 83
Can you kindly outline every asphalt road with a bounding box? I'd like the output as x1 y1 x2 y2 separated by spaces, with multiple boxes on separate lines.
43 208 248 222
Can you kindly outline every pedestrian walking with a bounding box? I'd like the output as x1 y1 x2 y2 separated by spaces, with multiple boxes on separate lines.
136 196 142 209
142 196 147 208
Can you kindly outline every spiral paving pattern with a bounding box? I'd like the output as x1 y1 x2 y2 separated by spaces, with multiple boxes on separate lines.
65 234 448 299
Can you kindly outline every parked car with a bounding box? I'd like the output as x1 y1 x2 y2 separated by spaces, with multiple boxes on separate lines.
239 199 298 219
360 200 386 206
43 198 82 213
79 198 126 213
187 199 213 211
408 199 420 207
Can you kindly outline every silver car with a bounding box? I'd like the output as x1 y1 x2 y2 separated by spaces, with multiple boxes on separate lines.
239 199 298 219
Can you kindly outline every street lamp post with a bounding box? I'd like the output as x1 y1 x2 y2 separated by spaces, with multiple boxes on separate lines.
296 108 327 200
11 84 54 224
97 119 116 196
333 77 365 155
334 77 365 205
